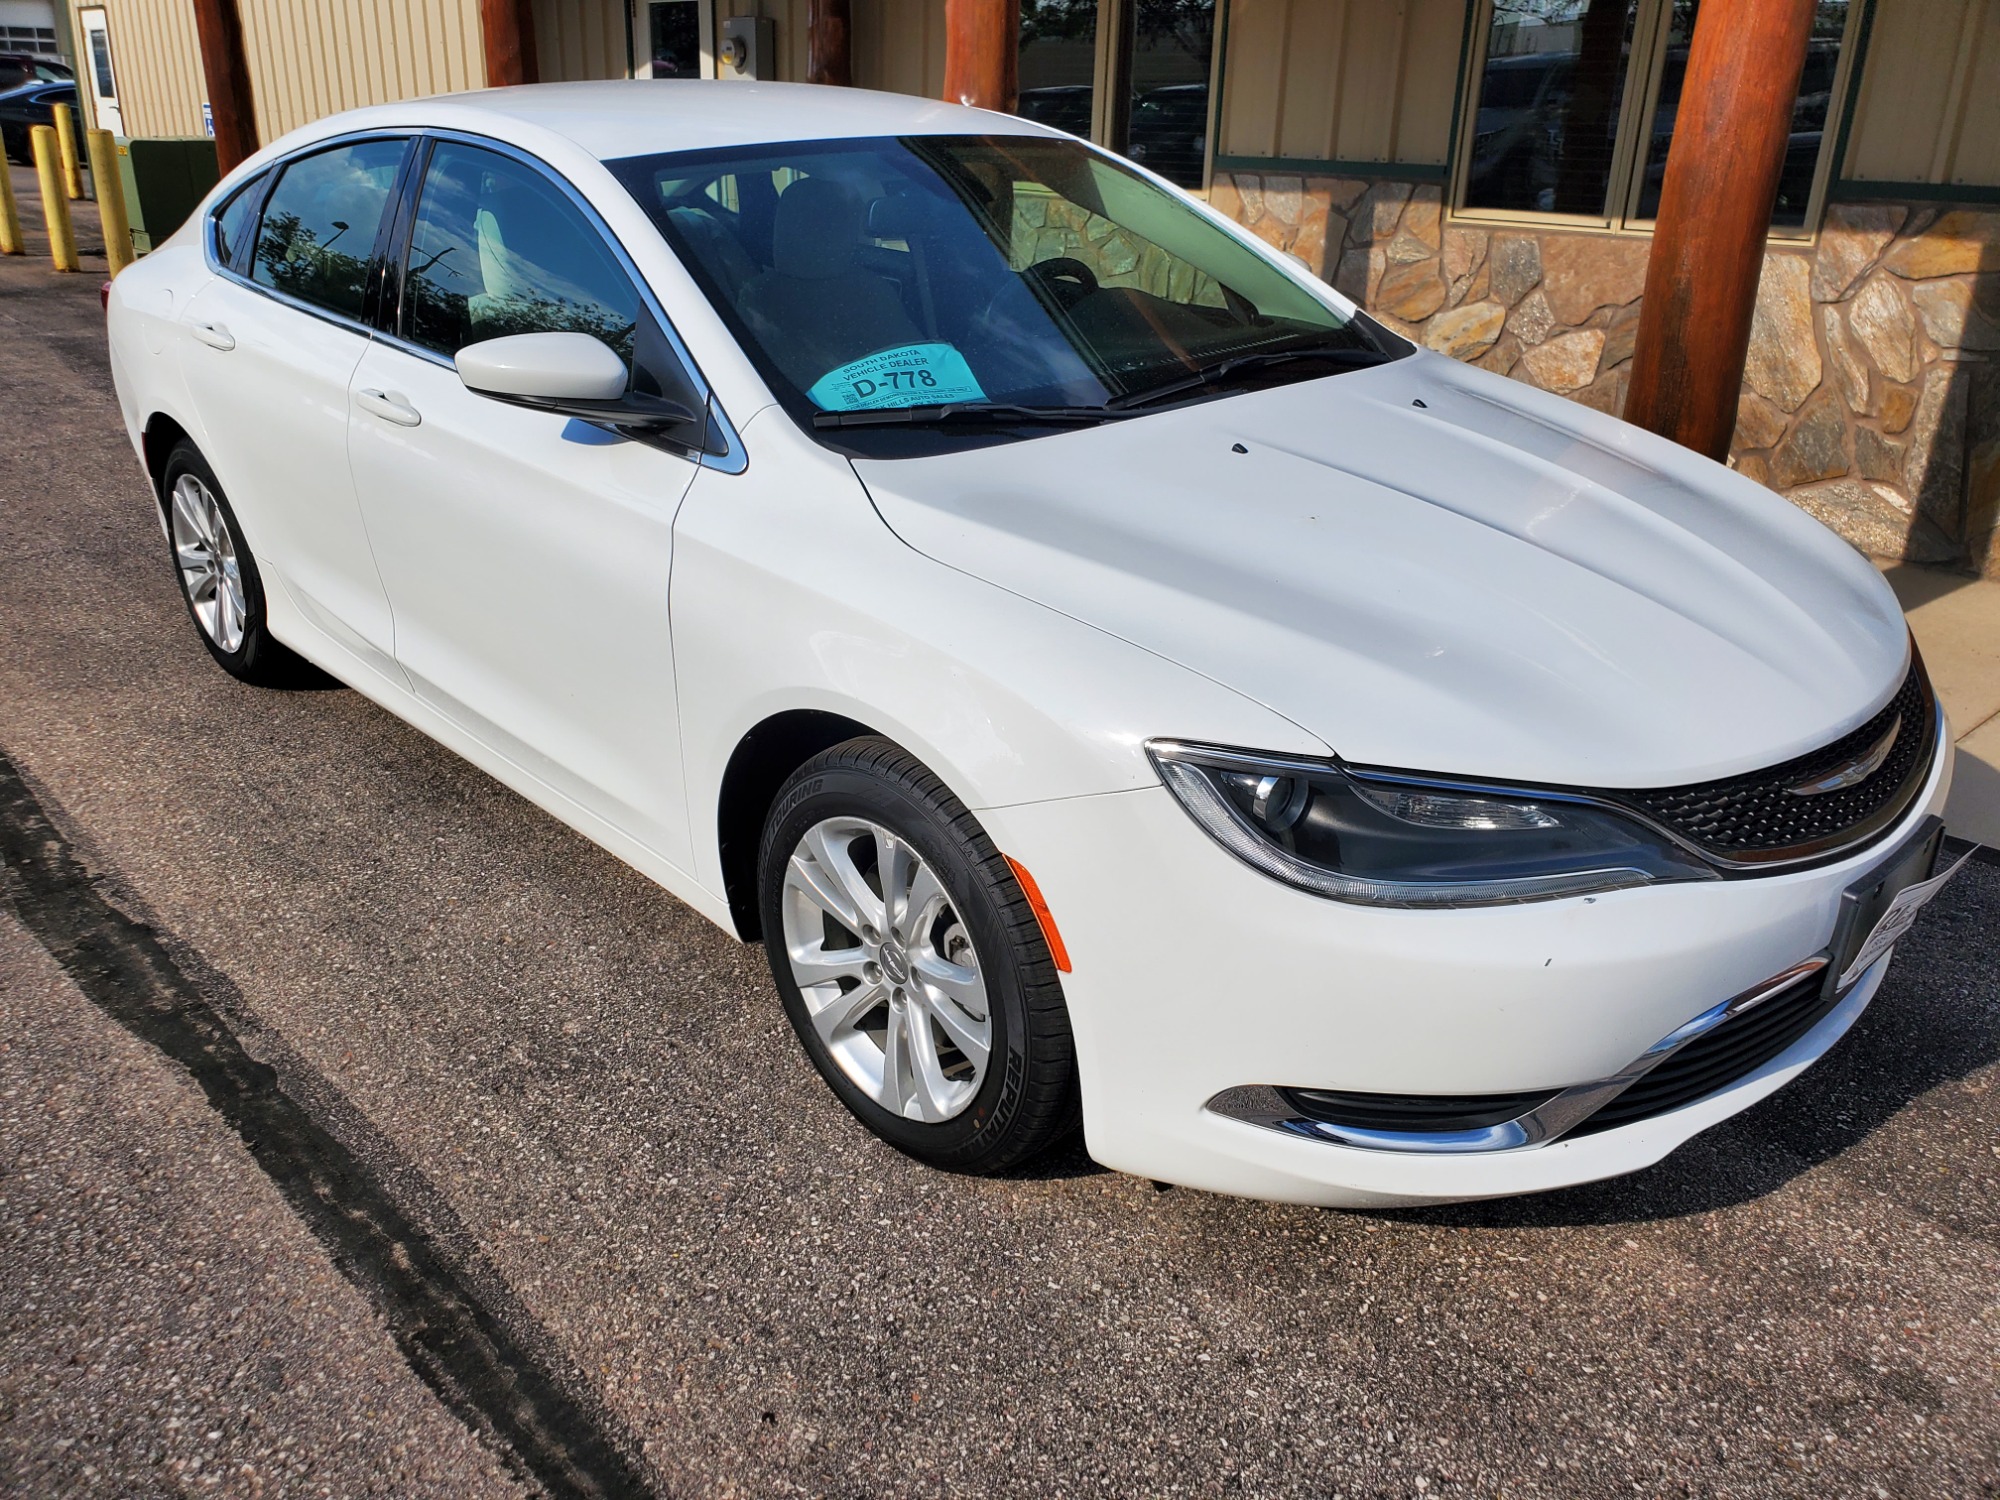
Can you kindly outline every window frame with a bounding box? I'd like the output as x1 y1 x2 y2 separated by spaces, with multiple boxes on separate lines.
1445 0 1867 243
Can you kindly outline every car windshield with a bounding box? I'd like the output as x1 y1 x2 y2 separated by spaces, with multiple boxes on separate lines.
608 135 1399 453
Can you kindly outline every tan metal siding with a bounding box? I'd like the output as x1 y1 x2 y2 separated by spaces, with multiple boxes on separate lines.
234 0 484 141
535 0 630 82
1217 0 1462 167
1843 0 2000 188
851 0 946 97
68 0 208 138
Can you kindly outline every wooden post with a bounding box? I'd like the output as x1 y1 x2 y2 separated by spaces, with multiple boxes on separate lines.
480 0 540 88
86 129 134 275
1624 0 1816 461
808 0 853 87
31 125 79 271
943 0 1018 111
190 0 259 176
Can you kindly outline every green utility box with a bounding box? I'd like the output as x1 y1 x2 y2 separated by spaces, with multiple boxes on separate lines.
115 136 220 254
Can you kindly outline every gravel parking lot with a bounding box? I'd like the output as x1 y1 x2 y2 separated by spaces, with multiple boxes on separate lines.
2 191 1997 1499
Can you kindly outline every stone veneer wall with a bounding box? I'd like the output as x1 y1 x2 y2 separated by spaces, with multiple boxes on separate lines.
1210 173 2000 578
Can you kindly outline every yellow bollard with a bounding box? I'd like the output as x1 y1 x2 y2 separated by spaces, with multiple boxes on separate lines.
31 125 79 271
85 128 133 275
0 155 22 255
53 100 84 200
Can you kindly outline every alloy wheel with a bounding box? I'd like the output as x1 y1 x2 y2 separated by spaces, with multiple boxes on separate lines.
779 817 993 1123
169 472 248 654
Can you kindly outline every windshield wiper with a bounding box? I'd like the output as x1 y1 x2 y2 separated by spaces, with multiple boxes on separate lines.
1109 345 1396 411
812 402 1130 430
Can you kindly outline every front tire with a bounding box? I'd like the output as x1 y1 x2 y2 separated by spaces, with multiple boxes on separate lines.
162 440 309 686
758 737 1079 1174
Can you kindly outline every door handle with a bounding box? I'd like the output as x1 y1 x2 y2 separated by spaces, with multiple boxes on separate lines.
190 320 234 351
356 388 422 427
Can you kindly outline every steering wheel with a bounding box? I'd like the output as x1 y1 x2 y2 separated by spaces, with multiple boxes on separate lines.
1022 256 1100 311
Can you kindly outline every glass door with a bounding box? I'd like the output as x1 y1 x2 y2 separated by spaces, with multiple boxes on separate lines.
1119 0 1214 187
634 0 709 78
1015 0 1217 191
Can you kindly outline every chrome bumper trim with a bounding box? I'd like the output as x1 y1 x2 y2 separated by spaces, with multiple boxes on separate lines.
1205 955 1831 1155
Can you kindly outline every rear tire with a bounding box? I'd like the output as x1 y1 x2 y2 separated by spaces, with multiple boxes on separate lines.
758 737 1079 1174
161 440 310 686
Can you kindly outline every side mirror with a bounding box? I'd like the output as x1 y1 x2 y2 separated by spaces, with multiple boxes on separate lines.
457 331 628 402
455 331 702 435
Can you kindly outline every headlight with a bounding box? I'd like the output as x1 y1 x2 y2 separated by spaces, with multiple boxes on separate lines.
1147 741 1718 908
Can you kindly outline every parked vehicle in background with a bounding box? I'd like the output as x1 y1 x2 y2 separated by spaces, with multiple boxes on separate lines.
1125 83 1208 188
1015 84 1093 136
105 83 1958 1208
0 52 71 91
0 79 78 164
1464 52 1572 212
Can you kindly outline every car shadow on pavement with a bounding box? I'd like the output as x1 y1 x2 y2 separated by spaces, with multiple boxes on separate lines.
1375 848 2000 1230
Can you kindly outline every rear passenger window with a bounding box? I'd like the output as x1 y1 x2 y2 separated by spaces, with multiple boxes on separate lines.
211 174 264 269
251 139 407 321
401 141 640 362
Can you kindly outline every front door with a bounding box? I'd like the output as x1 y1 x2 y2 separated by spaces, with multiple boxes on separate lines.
347 139 701 866
77 8 122 134
177 137 410 679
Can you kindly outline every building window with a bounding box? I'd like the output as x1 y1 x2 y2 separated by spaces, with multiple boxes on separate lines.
1455 0 1856 233
3 25 64 57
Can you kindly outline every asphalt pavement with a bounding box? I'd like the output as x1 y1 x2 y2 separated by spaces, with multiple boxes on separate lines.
2 183 1997 1499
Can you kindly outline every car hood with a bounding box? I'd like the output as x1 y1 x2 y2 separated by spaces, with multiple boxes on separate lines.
851 353 1911 789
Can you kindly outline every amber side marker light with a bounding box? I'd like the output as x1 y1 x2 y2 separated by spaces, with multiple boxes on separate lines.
1004 855 1072 974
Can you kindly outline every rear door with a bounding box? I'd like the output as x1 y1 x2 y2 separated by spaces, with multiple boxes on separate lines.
176 136 410 679
345 138 704 866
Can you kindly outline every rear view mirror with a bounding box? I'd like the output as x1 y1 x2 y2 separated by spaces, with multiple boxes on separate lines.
455 331 703 437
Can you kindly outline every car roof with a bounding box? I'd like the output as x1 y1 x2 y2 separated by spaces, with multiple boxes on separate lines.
315 80 1064 163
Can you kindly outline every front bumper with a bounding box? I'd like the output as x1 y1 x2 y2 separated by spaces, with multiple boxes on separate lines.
978 731 1952 1208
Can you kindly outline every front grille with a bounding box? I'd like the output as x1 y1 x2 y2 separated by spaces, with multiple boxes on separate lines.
1280 1086 1556 1134
1567 969 1839 1137
1607 657 1933 864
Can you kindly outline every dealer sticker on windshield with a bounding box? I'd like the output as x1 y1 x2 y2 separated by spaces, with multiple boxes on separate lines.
808 343 988 412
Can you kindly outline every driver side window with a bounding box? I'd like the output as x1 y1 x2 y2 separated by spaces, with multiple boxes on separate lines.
401 142 642 365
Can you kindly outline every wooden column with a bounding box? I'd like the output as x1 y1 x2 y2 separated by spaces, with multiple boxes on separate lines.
480 0 540 89
808 0 852 86
190 0 258 176
1624 0 1816 461
943 0 1018 111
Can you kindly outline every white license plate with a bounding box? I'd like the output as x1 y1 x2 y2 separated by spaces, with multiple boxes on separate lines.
1837 846 1971 990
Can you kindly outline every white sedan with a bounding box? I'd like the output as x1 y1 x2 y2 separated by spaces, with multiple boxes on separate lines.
106 82 1955 1207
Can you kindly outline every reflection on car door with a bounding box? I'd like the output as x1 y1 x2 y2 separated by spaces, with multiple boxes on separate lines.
177 137 409 680
345 139 701 868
